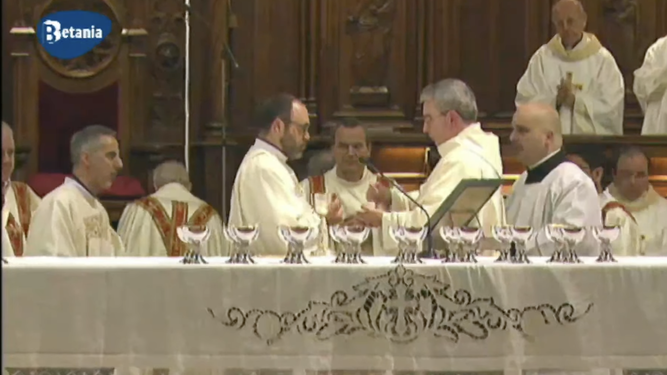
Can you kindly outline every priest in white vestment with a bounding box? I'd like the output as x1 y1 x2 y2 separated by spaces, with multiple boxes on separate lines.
566 148 640 256
506 103 602 255
2 122 40 256
357 79 506 252
2 187 15 258
24 125 125 257
516 0 624 135
634 35 667 135
118 161 227 257
300 118 405 255
602 147 667 255
229 94 344 256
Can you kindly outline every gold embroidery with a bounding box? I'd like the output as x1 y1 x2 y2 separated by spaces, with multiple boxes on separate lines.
83 215 105 240
547 32 602 62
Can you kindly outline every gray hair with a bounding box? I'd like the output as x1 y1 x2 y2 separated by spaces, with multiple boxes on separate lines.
70 125 117 165
2 121 11 132
152 160 190 189
419 79 478 123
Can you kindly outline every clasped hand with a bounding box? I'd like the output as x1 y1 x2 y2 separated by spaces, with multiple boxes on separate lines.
557 79 575 108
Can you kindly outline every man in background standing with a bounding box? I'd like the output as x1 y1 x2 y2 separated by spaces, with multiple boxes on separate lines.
516 0 624 135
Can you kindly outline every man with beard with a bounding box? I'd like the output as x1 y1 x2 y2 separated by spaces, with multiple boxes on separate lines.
566 146 640 256
300 118 404 255
25 125 124 256
229 94 344 256
2 122 40 256
506 103 601 255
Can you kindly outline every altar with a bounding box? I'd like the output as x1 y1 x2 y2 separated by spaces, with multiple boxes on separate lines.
3 257 667 375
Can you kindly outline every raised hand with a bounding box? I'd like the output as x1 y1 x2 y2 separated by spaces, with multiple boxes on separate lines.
325 193 344 225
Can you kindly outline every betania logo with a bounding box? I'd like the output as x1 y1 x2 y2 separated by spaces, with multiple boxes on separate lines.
37 11 112 59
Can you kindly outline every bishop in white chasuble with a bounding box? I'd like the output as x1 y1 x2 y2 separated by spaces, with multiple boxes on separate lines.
507 103 601 255
604 147 667 255
25 177 123 256
229 95 343 256
566 149 640 256
516 0 624 135
634 35 667 135
118 161 226 257
2 122 41 256
24 125 125 257
358 79 506 252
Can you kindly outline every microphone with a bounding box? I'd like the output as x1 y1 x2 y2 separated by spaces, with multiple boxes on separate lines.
359 157 435 258
183 4 240 69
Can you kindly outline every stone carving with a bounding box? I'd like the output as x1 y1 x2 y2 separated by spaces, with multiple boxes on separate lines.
346 0 397 107
148 0 186 130
602 0 639 92
36 0 121 78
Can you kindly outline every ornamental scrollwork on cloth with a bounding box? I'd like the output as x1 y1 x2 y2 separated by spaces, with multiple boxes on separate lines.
208 265 593 345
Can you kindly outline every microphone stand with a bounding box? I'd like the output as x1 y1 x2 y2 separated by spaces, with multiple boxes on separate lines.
361 158 435 258
183 4 240 221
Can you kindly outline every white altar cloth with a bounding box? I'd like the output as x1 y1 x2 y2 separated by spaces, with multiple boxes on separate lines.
3 257 667 375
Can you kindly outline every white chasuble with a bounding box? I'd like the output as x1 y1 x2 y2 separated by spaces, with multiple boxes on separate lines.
506 151 602 256
117 182 227 257
382 123 506 251
229 139 320 256
300 166 405 256
634 35 667 135
516 33 624 135
2 205 15 258
604 184 667 255
2 181 40 256
598 192 642 256
24 177 124 257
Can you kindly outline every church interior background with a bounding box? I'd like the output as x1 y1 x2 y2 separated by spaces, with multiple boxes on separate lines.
2 0 667 224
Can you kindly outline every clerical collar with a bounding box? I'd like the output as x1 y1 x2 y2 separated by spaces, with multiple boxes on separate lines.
332 166 369 186
66 175 97 199
525 149 567 184
254 138 288 163
563 35 584 50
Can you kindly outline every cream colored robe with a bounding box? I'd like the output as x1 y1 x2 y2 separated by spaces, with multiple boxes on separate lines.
2 181 40 256
604 184 667 255
598 192 642 256
300 166 405 255
24 177 124 257
229 139 320 256
516 33 624 135
634 35 667 135
117 183 227 257
506 157 602 256
2 205 15 258
383 123 506 249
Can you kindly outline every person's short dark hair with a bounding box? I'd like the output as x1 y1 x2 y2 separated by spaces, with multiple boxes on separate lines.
327 117 368 144
612 146 650 172
565 144 606 170
252 93 298 133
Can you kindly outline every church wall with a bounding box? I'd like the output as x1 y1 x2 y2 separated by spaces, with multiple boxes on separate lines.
2 0 667 219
